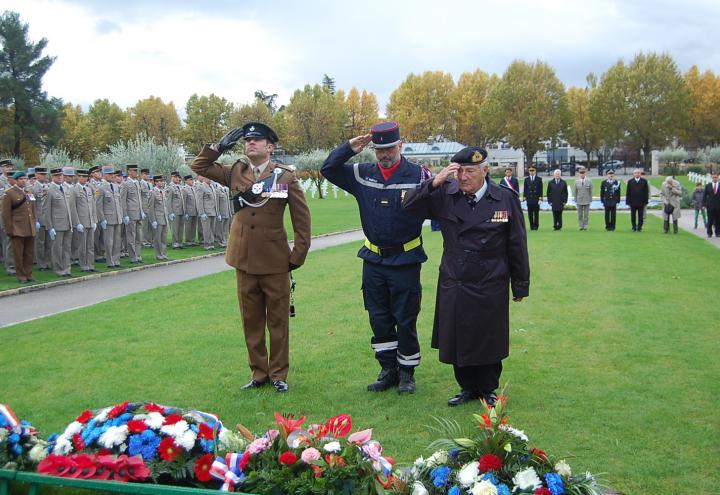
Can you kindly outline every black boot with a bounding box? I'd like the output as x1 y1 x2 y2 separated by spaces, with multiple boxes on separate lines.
367 367 399 392
664 220 669 234
397 368 416 394
673 221 678 234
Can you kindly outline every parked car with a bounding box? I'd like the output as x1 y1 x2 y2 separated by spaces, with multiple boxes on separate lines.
601 160 624 169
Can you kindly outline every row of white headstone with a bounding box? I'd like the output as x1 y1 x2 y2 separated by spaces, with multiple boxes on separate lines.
687 172 713 185
299 178 350 198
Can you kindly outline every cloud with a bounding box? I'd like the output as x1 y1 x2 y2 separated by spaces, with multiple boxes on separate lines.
95 19 121 35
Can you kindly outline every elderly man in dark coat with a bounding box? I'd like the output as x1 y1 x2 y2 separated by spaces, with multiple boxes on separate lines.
403 146 530 406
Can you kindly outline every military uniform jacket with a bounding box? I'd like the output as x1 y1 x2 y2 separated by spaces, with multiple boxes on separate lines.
96 180 123 225
600 180 621 207
147 187 170 226
403 179 530 366
167 183 186 215
1 185 36 237
625 177 649 207
196 182 217 217
217 185 232 218
31 181 48 227
140 179 153 209
70 183 97 228
546 178 568 211
183 184 199 216
191 145 311 274
43 182 74 232
120 178 145 220
522 175 543 205
321 141 428 266
574 177 593 205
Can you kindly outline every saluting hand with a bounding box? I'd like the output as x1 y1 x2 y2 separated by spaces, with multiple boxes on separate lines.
349 134 372 154
432 163 460 188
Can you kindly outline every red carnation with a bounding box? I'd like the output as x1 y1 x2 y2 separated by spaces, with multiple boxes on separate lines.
163 414 183 425
479 454 503 472
194 453 214 481
72 433 86 452
127 420 148 434
107 401 130 419
278 451 298 465
144 403 165 414
198 422 214 440
239 451 251 471
534 488 552 495
158 437 181 461
75 410 94 424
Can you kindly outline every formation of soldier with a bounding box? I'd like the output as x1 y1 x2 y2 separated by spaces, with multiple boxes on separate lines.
0 161 233 282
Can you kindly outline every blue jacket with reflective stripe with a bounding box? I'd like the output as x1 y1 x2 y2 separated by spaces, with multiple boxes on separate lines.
321 141 427 266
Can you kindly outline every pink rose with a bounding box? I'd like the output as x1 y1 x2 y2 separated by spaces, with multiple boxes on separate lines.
348 429 373 445
301 447 321 463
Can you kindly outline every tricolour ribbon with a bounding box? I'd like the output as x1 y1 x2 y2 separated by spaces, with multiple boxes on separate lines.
0 404 20 430
210 453 244 491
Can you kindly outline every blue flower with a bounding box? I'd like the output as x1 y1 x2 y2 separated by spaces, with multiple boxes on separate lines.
497 483 511 495
46 433 58 453
448 486 462 495
118 413 133 423
430 465 452 488
545 473 565 495
127 430 161 461
200 439 214 453
449 449 459 458
481 472 498 485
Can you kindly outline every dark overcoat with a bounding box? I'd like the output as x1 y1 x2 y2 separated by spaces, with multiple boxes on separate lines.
546 178 568 211
403 179 530 366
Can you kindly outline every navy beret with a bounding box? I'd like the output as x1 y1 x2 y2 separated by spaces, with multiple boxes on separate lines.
451 146 488 165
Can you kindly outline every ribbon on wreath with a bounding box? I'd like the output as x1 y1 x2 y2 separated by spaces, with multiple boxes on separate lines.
0 404 20 430
210 453 245 491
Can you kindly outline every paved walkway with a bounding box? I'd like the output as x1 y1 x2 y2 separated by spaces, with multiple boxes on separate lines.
0 229 366 328
649 208 720 247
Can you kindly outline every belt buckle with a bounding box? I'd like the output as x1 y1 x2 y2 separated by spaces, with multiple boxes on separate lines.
377 246 388 257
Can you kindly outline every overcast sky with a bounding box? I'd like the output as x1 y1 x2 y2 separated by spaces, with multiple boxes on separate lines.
6 0 720 116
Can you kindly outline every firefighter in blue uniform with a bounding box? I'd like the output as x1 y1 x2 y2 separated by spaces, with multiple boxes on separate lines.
322 122 430 394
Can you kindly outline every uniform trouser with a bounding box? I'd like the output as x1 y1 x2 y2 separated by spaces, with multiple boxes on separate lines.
214 216 226 245
630 206 644 230
35 226 50 269
604 206 616 229
142 217 152 245
71 229 80 262
2 228 15 273
453 362 503 395
120 224 127 254
201 216 216 248
197 219 204 244
706 209 720 237
526 204 539 230
126 220 143 261
236 269 291 382
361 261 422 371
152 224 168 258
170 215 184 247
76 229 95 270
10 236 34 281
577 204 589 229
694 207 707 228
552 209 563 229
103 224 122 266
51 230 72 275
184 216 197 245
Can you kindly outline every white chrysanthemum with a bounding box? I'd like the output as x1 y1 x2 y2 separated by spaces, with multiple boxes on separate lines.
457 461 480 487
29 443 48 463
62 421 84 436
175 429 197 451
144 412 164 429
555 460 572 478
0 429 7 442
53 436 72 455
471 480 498 495
426 450 449 467
323 441 341 453
93 407 112 423
498 424 528 442
98 425 129 448
160 420 188 437
512 467 542 491
411 481 429 495
118 444 127 453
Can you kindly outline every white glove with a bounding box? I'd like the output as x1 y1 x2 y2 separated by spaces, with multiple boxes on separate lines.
217 215 222 221
141 212 147 219
35 221 40 230
49 228 57 240
169 213 175 222
100 219 107 230
184 214 189 221
200 213 208 221
76 224 85 233
92 223 97 232
152 221 158 229
123 216 130 225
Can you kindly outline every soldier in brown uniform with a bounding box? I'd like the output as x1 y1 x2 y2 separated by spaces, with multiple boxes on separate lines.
1 171 37 282
191 122 311 393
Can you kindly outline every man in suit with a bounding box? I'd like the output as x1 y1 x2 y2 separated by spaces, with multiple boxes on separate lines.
69 169 97 272
182 175 199 246
523 166 543 230
120 164 145 263
574 167 592 230
1 171 37 282
192 122 311 393
500 167 519 196
147 174 170 260
196 175 217 250
97 166 124 268
704 172 720 238
600 169 621 231
43 168 74 276
546 169 568 230
625 168 649 231
403 146 529 406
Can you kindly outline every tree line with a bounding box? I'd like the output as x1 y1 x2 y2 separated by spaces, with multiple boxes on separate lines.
2 10 720 169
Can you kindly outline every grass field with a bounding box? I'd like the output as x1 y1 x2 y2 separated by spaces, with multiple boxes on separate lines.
2 212 718 494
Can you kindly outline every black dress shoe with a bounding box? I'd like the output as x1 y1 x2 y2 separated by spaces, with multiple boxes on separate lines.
240 379 267 390
483 391 498 407
448 390 480 407
272 380 289 393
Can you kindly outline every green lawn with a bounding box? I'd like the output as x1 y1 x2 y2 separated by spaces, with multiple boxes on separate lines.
2 212 718 494
649 175 696 191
